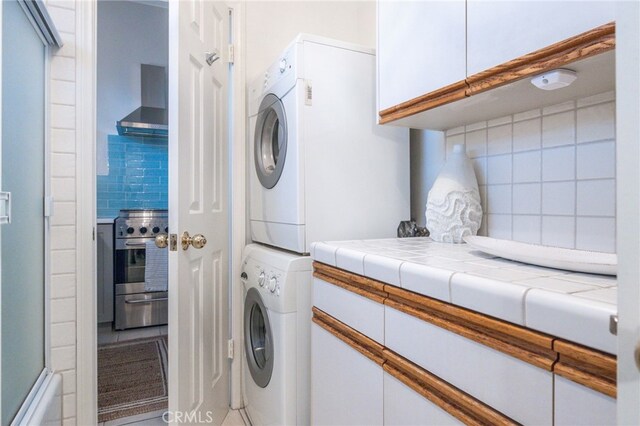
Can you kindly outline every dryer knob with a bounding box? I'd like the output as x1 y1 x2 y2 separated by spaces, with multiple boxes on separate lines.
258 271 266 287
268 276 277 293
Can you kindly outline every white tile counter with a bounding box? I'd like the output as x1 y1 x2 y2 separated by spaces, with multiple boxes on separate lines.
311 237 617 355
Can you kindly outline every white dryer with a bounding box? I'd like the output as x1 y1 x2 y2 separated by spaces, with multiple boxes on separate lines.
241 244 312 426
248 34 410 254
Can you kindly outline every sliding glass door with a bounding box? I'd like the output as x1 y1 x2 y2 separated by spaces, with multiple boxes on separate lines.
1 1 48 424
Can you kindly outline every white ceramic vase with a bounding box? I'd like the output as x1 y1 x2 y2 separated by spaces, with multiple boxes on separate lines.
425 144 482 243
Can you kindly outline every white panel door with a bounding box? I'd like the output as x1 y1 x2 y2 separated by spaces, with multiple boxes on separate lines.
168 1 229 424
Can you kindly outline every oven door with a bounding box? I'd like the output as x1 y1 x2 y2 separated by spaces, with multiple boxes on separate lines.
114 238 148 284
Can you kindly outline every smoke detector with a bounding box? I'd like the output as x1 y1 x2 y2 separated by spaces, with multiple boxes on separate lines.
530 69 577 91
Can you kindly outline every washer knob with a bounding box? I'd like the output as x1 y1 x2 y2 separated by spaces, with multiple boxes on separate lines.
279 58 287 73
258 271 265 287
268 276 277 293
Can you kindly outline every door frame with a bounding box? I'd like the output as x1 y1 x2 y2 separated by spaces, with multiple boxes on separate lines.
75 2 247 424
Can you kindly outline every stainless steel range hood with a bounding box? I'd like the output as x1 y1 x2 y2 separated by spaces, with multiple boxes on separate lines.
116 64 168 138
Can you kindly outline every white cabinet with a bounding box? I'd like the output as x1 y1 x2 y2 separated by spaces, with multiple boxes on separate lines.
384 372 462 426
311 323 383 426
466 0 615 75
377 0 466 111
555 375 616 425
385 306 553 425
97 223 114 323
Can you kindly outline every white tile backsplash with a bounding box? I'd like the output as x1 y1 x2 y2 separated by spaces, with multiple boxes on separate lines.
577 102 615 143
542 146 575 182
487 124 512 155
577 141 616 180
513 118 541 152
542 111 575 148
442 92 616 253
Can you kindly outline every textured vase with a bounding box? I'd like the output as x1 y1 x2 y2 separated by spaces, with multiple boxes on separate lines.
426 144 482 243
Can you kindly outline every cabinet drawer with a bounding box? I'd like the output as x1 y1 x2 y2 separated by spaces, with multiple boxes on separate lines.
311 323 383 426
313 277 384 344
384 372 462 426
385 306 553 425
555 375 615 425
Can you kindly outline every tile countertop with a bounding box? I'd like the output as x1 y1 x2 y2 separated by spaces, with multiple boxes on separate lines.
311 237 617 356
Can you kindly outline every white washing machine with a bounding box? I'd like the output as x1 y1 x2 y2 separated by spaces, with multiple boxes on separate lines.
241 244 312 426
249 34 410 254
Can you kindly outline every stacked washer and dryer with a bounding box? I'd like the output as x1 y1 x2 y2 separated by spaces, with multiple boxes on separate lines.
241 34 409 425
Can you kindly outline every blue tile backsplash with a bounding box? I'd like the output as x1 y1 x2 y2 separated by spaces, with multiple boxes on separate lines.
97 135 168 218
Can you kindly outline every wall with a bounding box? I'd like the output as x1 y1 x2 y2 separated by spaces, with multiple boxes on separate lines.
45 1 79 424
96 135 168 218
244 1 376 83
96 1 167 175
414 91 616 253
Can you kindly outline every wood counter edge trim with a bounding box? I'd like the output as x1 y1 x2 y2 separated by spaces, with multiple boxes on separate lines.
378 22 615 124
384 350 519 426
312 307 385 366
553 339 617 397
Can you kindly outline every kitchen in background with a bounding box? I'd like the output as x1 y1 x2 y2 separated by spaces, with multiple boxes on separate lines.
94 1 170 422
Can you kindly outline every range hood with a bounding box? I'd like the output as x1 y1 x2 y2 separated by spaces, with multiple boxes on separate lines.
116 64 168 138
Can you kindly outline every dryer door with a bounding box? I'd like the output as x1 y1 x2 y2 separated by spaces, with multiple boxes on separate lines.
254 93 287 189
244 287 274 388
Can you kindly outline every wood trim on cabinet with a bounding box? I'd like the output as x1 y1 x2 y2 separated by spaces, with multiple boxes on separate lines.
312 262 617 397
313 305 518 425
384 285 557 371
378 22 615 124
466 22 615 96
312 306 385 366
553 339 617 398
313 261 388 304
383 350 518 426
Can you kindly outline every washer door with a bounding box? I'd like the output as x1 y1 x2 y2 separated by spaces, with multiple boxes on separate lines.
244 287 274 388
254 93 287 189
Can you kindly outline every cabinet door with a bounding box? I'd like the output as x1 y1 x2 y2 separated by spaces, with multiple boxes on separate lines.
384 372 462 426
97 224 114 323
555 375 615 425
377 0 466 111
467 1 615 76
311 323 383 426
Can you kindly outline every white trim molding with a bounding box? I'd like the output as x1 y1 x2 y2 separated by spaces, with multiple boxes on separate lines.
75 0 97 424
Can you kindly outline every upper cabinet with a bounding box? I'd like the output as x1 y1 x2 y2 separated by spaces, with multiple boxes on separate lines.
466 1 615 76
377 0 466 112
378 1 616 129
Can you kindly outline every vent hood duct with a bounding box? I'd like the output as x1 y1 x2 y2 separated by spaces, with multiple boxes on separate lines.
116 64 168 138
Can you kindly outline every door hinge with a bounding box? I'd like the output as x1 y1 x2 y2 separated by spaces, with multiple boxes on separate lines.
0 192 11 225
44 196 54 218
227 339 234 359
228 44 235 64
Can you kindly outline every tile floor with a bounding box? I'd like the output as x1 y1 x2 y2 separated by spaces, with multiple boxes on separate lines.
99 409 248 426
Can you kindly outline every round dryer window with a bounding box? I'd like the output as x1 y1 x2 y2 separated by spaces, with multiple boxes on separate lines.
254 93 287 189
244 287 274 388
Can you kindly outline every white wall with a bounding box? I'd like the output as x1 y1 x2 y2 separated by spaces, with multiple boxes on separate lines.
96 0 167 175
244 1 376 83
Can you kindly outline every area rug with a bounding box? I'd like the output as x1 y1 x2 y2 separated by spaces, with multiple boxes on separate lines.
98 335 168 422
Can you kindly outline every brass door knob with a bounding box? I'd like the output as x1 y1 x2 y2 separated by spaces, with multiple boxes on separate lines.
181 231 207 250
155 233 169 249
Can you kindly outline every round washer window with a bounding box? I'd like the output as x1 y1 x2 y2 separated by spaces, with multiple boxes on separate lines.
254 94 287 189
244 287 274 388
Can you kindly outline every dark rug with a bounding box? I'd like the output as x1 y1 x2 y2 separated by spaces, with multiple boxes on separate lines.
98 335 168 422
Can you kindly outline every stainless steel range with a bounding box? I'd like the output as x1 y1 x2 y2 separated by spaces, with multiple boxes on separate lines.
114 209 168 330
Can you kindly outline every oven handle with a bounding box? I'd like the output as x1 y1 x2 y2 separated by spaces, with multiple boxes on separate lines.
125 298 168 304
124 242 147 247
